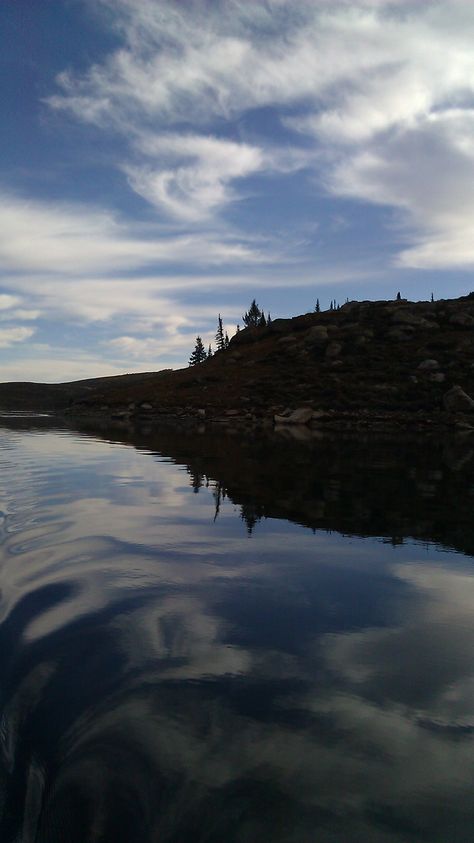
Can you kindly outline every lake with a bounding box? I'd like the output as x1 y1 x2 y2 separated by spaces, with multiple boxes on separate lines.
0 416 473 842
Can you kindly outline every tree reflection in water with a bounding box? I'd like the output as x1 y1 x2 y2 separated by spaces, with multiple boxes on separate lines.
0 418 473 841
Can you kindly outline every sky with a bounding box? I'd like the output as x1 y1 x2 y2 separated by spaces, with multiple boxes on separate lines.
2 0 474 382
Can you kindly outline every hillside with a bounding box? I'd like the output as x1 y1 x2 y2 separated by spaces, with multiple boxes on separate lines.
2 295 474 431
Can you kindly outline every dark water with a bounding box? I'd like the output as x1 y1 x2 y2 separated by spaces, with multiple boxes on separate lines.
1 417 474 842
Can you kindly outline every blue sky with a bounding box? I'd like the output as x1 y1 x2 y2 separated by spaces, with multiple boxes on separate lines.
2 0 474 382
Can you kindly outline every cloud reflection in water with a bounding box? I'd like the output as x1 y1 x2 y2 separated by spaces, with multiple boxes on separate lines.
0 422 473 841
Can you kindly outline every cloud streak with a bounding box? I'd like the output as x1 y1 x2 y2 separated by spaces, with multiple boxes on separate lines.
0 326 35 349
47 0 474 269
126 133 265 221
0 193 268 277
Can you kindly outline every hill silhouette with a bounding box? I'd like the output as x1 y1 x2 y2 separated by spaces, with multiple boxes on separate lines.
1 295 474 432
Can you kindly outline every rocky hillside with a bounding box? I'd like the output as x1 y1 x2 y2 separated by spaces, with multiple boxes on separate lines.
2 294 474 431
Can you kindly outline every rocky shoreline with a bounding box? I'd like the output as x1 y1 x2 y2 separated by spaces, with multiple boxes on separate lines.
62 401 474 437
2 294 474 434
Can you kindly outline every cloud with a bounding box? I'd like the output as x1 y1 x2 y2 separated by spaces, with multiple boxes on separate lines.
0 309 42 322
8 275 243 325
49 0 409 128
329 110 474 268
0 294 20 311
125 133 265 221
323 561 474 723
106 329 217 362
107 335 173 360
0 193 268 277
0 326 35 349
0 348 148 383
46 0 474 268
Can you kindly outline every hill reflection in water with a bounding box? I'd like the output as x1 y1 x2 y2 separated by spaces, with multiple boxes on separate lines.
0 418 473 842
76 417 474 555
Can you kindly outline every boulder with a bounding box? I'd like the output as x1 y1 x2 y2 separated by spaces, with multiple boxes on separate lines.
311 410 328 422
443 385 474 412
274 407 313 425
417 359 440 371
304 325 329 346
392 311 439 329
325 341 343 359
267 318 293 334
455 421 474 432
449 312 474 328
392 309 420 326
278 334 298 345
387 327 414 342
229 326 260 345
339 301 360 315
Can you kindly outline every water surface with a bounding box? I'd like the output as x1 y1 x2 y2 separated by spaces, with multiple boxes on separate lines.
0 418 473 842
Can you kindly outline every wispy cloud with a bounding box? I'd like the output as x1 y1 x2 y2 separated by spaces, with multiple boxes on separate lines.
0 294 21 311
0 193 268 277
0 348 145 384
0 309 42 322
47 0 474 269
0 326 35 349
126 133 265 221
329 110 474 269
49 0 409 129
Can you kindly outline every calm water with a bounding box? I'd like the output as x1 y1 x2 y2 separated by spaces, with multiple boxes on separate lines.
1 417 474 842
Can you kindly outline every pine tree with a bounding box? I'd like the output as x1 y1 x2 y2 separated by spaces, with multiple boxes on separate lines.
189 336 207 366
329 301 334 311
242 299 263 327
396 291 402 301
431 292 434 303
258 312 266 327
224 331 230 349
215 314 225 350
315 299 320 313
267 312 272 325
208 343 212 358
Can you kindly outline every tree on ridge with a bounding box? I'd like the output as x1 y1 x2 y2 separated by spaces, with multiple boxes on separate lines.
242 299 263 328
189 336 207 366
215 314 225 350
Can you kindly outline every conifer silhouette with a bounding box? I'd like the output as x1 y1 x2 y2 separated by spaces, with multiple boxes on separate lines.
242 299 263 327
215 314 225 350
189 336 207 366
